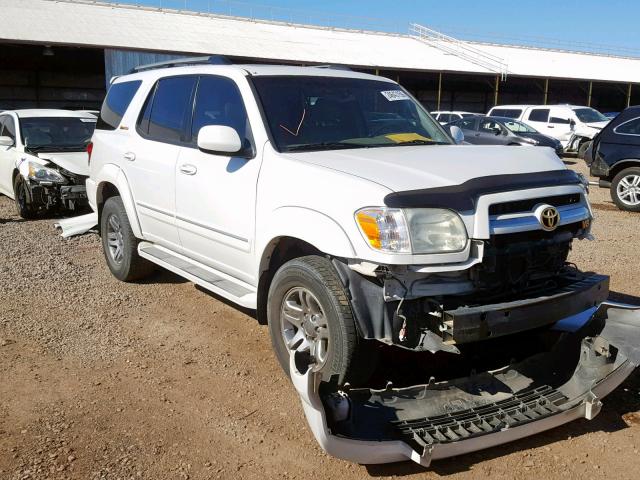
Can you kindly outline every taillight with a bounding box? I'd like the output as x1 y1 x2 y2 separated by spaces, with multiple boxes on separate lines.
87 141 93 165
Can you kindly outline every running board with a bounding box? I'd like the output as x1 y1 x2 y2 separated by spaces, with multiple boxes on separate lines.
138 242 257 308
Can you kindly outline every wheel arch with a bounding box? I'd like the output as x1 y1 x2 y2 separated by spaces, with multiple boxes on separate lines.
255 208 357 325
608 159 640 181
94 164 143 238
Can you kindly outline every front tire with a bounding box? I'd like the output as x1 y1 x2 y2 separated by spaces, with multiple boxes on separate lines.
267 256 374 385
611 167 640 212
100 196 154 281
13 175 38 219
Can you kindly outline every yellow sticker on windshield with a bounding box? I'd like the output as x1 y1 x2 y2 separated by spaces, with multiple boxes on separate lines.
385 133 432 143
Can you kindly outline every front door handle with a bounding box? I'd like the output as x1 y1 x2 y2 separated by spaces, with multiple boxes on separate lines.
123 152 136 161
179 164 198 176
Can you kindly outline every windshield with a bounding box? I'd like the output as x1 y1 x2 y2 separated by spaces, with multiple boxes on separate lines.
20 116 96 152
252 76 451 152
502 119 538 134
573 108 608 124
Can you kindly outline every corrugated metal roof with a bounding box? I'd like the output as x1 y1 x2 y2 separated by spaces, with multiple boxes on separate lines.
2 0 640 84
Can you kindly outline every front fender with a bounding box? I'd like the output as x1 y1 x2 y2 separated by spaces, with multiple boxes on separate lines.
93 163 143 238
257 206 356 271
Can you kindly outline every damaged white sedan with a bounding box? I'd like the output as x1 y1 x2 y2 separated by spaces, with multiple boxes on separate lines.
0 109 95 218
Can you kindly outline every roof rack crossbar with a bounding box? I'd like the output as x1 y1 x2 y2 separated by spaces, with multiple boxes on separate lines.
128 55 232 74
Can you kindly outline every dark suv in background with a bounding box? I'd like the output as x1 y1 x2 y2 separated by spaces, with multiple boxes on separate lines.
586 106 640 211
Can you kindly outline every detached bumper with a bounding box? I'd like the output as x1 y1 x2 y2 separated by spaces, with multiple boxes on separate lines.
290 302 640 467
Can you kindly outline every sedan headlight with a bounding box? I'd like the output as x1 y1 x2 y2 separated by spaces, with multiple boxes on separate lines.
355 207 467 254
28 162 66 183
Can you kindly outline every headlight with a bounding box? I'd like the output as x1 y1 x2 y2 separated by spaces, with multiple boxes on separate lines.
355 207 467 254
521 137 539 145
28 162 66 183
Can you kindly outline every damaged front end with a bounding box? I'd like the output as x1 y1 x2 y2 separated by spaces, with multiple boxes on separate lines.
20 159 89 214
290 302 640 466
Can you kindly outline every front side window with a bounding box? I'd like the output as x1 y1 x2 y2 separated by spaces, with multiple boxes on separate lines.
252 76 450 152
615 117 640 136
438 113 452 123
528 109 550 122
20 117 96 152
141 76 197 143
480 119 503 133
191 76 250 144
0 116 16 141
97 80 142 130
503 119 538 133
573 108 609 123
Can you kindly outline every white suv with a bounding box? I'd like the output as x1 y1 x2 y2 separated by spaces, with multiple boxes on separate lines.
0 109 95 218
430 110 475 125
88 57 639 467
488 104 610 153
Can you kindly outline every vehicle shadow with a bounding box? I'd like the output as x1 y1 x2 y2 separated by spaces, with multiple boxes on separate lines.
194 284 259 321
138 269 189 285
0 217 25 225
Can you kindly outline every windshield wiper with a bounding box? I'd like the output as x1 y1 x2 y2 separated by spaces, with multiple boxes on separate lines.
387 139 444 146
286 142 365 152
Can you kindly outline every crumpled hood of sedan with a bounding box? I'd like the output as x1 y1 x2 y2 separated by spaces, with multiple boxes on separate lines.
287 145 566 192
37 151 89 176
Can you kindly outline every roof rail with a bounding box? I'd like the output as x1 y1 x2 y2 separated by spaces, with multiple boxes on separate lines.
311 64 352 71
128 55 232 74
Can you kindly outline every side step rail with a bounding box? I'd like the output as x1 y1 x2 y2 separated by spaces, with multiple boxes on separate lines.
138 242 257 309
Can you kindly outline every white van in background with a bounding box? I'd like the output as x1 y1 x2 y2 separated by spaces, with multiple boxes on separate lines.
487 104 610 154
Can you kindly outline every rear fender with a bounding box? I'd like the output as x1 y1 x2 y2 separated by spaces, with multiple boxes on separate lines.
95 163 142 238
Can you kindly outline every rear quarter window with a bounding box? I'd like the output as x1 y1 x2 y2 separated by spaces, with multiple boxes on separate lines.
615 117 640 136
97 80 142 131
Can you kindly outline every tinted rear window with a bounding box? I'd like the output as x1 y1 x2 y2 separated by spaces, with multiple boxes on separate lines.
528 108 550 122
491 108 522 118
97 80 142 130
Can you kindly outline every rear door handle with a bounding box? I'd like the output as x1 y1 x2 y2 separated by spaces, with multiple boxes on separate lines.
179 164 198 176
123 152 136 161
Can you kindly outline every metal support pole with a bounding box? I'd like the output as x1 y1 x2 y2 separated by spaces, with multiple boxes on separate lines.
375 68 379 76
587 81 593 107
543 78 549 105
628 83 633 107
437 72 442 110
494 75 499 107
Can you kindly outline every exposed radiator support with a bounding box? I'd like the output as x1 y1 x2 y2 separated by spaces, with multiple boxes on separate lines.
409 23 509 80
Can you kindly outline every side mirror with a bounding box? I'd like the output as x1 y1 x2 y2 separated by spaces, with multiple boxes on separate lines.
493 127 502 136
570 119 576 129
197 125 242 155
449 126 464 145
0 136 14 147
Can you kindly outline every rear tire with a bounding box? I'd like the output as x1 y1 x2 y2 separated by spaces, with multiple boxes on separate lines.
611 167 640 212
267 255 376 385
13 175 37 219
578 141 591 159
100 196 155 281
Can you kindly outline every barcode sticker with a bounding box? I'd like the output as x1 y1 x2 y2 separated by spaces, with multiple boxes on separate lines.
381 90 409 101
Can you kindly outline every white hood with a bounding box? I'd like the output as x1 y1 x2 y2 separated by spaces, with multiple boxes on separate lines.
37 151 89 176
585 120 609 130
285 145 566 192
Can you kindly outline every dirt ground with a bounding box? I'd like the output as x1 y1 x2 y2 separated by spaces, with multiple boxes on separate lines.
1 159 640 480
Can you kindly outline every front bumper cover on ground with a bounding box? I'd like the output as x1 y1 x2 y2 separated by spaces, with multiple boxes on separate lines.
290 302 640 467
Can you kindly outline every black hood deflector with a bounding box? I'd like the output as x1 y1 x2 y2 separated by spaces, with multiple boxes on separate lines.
383 169 582 211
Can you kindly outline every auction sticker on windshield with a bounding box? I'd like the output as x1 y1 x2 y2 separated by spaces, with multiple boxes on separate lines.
381 90 410 101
